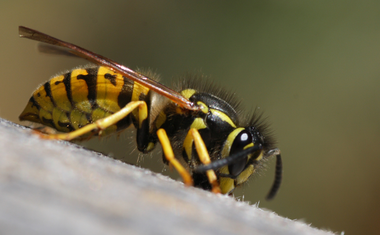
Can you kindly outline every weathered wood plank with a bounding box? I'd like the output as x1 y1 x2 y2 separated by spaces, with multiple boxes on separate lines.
0 118 336 235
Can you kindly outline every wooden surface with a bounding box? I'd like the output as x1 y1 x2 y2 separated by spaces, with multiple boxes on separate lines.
0 118 336 235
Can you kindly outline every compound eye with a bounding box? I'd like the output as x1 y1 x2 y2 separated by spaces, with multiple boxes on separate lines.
228 130 253 177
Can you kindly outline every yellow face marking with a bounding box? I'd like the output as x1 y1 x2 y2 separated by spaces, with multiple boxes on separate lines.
50 75 72 112
255 151 264 161
221 128 245 158
70 69 92 113
244 143 254 149
96 67 125 113
219 133 258 190
236 165 254 185
210 109 236 128
219 166 235 194
180 89 196 99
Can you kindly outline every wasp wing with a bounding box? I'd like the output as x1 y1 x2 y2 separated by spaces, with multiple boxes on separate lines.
38 43 80 58
19 26 198 111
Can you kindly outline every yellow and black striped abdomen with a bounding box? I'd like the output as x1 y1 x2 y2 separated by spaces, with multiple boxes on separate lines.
19 66 149 135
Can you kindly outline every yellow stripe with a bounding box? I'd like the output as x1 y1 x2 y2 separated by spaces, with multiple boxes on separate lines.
33 86 54 112
19 100 41 123
219 165 235 194
221 128 245 158
50 75 72 112
91 106 123 135
70 109 90 130
197 101 209 114
191 128 221 193
183 132 193 160
131 81 150 102
155 111 166 129
181 89 196 99
39 109 52 123
254 151 264 161
236 165 254 185
96 67 124 113
244 143 254 149
138 101 148 128
190 117 207 129
131 81 150 121
157 129 193 186
210 109 236 128
70 69 92 113
52 108 70 132
183 118 207 160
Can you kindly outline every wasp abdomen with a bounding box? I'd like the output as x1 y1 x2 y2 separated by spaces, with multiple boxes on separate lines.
19 66 149 135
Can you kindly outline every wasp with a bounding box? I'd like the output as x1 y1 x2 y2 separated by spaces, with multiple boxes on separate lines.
18 26 282 199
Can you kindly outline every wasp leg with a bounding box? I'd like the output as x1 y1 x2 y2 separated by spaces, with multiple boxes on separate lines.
134 92 153 153
36 101 147 141
157 129 193 186
184 128 221 194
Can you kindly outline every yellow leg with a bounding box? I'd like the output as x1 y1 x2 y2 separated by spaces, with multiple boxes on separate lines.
36 101 147 141
157 129 193 186
188 128 221 194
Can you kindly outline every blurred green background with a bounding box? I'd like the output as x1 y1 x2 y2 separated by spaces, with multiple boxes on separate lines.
1 1 379 234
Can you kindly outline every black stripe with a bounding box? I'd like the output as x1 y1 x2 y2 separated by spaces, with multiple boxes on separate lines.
29 96 40 110
192 172 212 191
62 72 74 126
85 112 93 124
104 73 117 86
117 76 133 108
76 68 98 109
57 121 75 131
43 82 56 107
116 116 132 131
138 92 146 101
42 117 56 129
63 72 73 107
